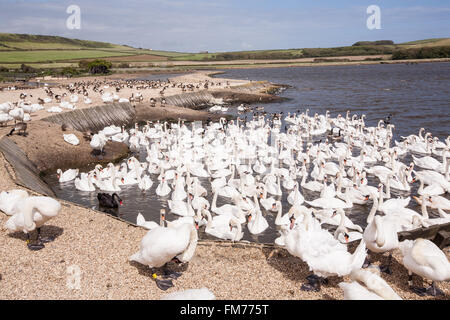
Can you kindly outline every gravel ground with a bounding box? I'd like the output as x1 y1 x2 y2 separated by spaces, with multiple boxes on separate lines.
0 152 449 300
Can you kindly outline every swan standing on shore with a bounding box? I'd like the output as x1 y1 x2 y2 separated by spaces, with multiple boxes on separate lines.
129 222 199 290
0 189 29 215
5 196 62 250
399 238 450 297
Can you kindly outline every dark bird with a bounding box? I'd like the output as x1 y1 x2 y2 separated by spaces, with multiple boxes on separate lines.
6 122 27 137
97 193 123 208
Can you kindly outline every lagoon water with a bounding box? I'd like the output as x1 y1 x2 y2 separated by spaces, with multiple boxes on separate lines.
47 62 450 244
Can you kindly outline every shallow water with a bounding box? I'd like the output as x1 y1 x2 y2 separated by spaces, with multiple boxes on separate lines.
46 63 450 244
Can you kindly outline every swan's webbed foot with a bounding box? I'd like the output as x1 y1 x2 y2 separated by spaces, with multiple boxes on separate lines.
155 278 174 291
379 265 392 275
27 240 45 251
301 274 325 292
425 282 445 297
301 281 320 292
410 286 427 297
163 270 182 280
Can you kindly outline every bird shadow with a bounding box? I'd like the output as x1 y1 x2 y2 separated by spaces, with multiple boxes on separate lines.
129 260 189 279
7 225 64 242
261 246 311 283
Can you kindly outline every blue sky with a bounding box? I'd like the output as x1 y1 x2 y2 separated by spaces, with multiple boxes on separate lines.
0 0 449 52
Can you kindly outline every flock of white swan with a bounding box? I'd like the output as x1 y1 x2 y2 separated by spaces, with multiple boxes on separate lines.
1 108 450 299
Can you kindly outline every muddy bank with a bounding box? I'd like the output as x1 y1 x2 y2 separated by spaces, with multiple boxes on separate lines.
0 121 129 174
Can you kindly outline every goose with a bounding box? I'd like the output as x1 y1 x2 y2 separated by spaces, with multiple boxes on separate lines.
399 238 450 297
339 268 402 300
129 222 198 290
0 189 29 215
74 172 95 192
56 168 79 182
97 193 122 208
5 196 62 250
160 288 215 300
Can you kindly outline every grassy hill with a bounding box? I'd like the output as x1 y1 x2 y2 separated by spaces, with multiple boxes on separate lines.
0 33 189 68
0 33 449 73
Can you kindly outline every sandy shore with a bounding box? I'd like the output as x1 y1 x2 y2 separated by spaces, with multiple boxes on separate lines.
0 151 449 300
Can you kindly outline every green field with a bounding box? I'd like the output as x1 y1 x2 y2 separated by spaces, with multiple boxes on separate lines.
0 33 449 68
0 50 135 63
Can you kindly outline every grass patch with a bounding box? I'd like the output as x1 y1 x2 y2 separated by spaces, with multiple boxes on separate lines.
0 50 134 63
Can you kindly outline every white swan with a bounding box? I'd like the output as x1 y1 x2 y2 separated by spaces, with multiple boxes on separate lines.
75 172 95 192
155 176 171 197
0 189 29 215
247 194 269 235
285 209 367 291
63 134 80 146
5 196 62 250
203 209 243 241
56 168 79 182
339 268 402 300
399 238 450 296
287 182 304 205
129 223 198 290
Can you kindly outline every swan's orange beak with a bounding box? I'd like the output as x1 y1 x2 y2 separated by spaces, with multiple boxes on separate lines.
344 234 349 243
119 201 123 205
195 221 199 230
247 214 252 222
364 195 370 201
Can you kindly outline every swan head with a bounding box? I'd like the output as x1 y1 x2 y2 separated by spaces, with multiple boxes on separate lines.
289 215 296 230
